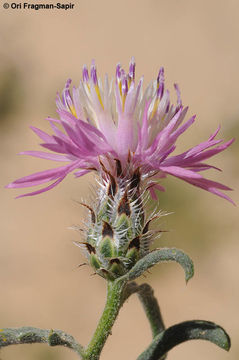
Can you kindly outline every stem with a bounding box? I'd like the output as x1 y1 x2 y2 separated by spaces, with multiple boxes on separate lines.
85 279 126 360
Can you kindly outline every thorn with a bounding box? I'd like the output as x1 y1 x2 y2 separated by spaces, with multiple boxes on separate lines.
109 258 121 265
75 242 96 254
107 173 117 197
99 158 118 197
77 262 88 268
118 190 131 216
143 216 161 234
130 167 141 190
115 158 122 177
69 225 85 232
100 268 112 278
79 203 96 224
102 221 114 238
98 157 108 173
128 236 140 250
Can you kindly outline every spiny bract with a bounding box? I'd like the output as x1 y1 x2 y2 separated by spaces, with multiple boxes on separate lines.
75 167 165 280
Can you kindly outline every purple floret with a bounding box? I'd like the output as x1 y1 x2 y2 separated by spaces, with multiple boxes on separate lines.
6 58 235 204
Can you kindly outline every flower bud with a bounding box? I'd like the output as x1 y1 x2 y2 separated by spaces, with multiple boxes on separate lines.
75 169 160 281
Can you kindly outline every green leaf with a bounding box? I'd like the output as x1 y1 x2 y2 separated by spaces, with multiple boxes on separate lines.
137 320 231 360
119 248 194 283
121 282 165 338
0 327 84 358
137 283 165 338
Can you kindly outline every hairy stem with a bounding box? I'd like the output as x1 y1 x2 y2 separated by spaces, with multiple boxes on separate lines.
84 279 126 360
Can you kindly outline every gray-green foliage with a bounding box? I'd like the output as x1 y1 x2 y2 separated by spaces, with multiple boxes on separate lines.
137 320 231 360
0 327 83 357
1 168 231 360
120 247 194 282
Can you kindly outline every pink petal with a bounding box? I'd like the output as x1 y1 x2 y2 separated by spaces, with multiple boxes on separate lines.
160 165 203 179
6 162 80 188
185 139 223 158
19 151 73 162
188 139 235 162
208 126 221 141
16 176 67 198
30 126 55 144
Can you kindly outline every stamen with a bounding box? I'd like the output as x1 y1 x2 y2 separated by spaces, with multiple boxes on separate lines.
116 65 123 96
121 76 128 96
91 61 98 85
150 98 160 120
61 79 71 107
121 76 128 111
82 65 89 83
157 67 164 87
157 67 164 99
62 79 77 117
116 63 121 81
149 68 165 120
120 68 126 78
91 61 104 109
174 83 182 107
129 56 135 82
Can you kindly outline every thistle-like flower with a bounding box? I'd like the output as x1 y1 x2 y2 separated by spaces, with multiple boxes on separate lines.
7 57 233 203
4 59 233 357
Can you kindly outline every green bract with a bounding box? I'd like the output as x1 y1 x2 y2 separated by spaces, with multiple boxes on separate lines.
74 169 194 283
75 169 158 281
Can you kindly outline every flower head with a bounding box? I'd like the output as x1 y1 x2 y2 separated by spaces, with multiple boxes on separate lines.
7 58 234 203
